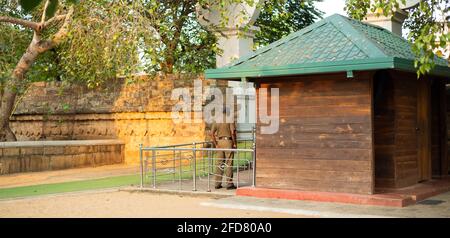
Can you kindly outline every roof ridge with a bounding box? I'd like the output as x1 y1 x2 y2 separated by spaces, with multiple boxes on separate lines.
329 14 450 65
228 17 329 68
326 14 387 58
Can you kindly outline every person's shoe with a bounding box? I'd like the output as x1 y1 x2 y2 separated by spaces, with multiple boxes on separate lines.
226 185 237 190
215 185 223 189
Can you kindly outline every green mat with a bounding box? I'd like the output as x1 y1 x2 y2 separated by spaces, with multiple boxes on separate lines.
0 174 141 200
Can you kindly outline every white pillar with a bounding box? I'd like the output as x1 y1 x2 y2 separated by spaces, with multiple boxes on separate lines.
363 9 408 37
214 27 259 67
362 0 420 37
196 1 262 67
196 2 261 137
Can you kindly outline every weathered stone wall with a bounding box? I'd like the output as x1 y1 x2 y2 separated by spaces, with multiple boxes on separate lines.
10 74 219 164
0 140 124 175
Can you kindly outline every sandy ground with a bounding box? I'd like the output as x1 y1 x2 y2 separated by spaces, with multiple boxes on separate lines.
0 164 139 188
0 190 306 218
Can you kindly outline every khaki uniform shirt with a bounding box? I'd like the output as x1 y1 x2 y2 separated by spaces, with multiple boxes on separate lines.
211 122 236 138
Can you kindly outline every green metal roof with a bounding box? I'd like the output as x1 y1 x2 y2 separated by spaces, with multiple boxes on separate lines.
205 14 450 79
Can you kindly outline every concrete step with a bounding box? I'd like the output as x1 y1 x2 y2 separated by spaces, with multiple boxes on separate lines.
236 187 416 207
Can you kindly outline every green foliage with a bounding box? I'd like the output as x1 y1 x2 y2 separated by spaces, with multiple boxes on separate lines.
45 0 58 18
255 0 323 47
143 0 218 74
18 0 43 12
345 0 406 20
0 24 30 83
143 0 323 74
3 0 326 81
405 0 450 76
18 0 78 13
0 30 66 86
142 0 260 74
345 0 450 77
18 0 80 22
174 21 218 73
56 0 155 88
1 0 83 87
27 49 64 83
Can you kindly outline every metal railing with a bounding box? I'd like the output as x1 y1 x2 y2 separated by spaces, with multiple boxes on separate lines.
138 129 256 192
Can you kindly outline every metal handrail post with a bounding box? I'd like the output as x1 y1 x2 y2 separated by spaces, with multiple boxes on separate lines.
248 153 252 182
139 144 143 189
173 146 176 182
192 142 197 191
152 149 156 189
209 149 212 175
201 142 205 174
236 150 240 188
207 151 211 192
179 151 182 189
252 127 256 187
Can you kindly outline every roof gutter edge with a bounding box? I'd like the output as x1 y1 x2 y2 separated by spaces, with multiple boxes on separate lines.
393 58 450 78
205 57 396 80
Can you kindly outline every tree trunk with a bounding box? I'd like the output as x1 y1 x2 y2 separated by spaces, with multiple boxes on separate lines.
0 6 72 141
161 43 176 74
162 58 175 74
0 37 41 141
0 89 17 141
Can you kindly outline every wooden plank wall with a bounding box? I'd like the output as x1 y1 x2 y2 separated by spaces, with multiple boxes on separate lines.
255 73 374 194
374 71 448 188
393 72 420 187
374 71 419 188
447 87 450 176
373 71 396 188
431 81 440 176
431 80 445 177
439 81 448 177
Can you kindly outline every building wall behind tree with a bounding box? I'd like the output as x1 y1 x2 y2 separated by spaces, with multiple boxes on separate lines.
10 74 220 164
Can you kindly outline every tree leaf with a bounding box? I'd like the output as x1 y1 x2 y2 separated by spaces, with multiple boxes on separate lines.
19 0 44 12
46 0 59 19
65 0 79 5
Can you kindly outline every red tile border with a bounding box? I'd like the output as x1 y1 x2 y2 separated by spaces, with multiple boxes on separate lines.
236 187 416 207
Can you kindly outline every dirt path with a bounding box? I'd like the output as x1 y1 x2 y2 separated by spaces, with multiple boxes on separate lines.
0 190 307 218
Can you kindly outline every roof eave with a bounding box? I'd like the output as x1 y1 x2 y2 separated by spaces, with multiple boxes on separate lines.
393 57 450 78
205 57 450 80
205 57 396 80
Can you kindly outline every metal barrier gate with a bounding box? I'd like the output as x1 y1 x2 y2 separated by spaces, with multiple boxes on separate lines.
138 129 256 192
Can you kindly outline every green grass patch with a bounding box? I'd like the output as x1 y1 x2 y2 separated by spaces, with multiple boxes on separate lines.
0 174 142 200
150 157 251 181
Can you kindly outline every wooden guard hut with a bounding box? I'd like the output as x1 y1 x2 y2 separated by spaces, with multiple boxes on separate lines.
205 14 450 195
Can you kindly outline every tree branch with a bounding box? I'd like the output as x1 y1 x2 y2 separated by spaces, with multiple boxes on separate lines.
41 0 50 23
0 15 40 31
50 7 74 46
37 7 74 52
43 14 67 29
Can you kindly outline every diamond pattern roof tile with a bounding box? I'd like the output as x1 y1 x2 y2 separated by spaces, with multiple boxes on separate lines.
206 14 450 79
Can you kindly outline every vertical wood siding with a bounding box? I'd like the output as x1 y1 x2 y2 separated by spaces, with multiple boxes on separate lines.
374 71 419 188
393 72 420 187
255 73 374 194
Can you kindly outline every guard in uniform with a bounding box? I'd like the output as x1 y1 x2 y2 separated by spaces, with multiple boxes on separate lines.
211 109 237 190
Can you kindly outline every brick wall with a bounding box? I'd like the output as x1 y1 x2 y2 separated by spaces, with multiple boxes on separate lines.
0 140 124 174
10 74 220 164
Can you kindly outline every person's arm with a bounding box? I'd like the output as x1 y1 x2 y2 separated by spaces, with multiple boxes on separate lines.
211 124 218 147
212 134 218 148
230 123 237 149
